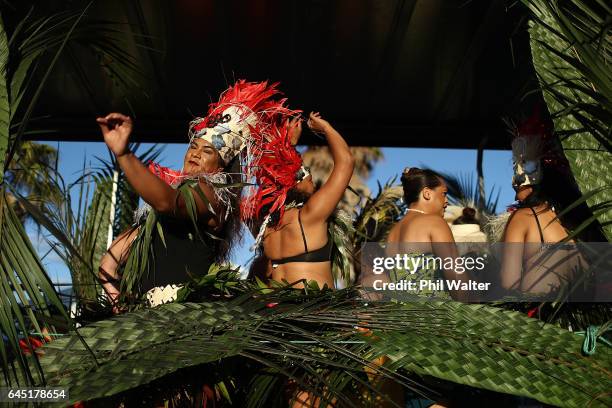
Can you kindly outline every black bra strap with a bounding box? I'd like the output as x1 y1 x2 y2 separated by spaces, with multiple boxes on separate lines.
298 209 309 253
529 207 545 243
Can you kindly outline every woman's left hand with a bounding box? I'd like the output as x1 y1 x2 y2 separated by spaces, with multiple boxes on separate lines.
97 113 133 157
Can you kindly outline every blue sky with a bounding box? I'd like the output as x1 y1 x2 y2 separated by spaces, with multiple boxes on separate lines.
31 141 514 283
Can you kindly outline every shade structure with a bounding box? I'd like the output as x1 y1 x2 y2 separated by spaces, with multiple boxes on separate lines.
12 0 536 148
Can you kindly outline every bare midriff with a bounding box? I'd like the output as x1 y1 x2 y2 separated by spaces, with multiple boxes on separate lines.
269 261 334 289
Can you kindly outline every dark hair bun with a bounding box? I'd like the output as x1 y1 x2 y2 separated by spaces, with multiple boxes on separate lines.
400 167 423 182
453 207 479 225
400 167 442 205
462 207 476 219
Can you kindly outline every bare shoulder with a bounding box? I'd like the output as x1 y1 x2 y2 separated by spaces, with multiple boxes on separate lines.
414 214 449 228
513 207 534 216
503 209 529 242
507 208 535 225
387 216 406 242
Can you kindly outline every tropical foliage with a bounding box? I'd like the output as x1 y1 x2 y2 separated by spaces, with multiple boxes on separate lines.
0 0 144 387
302 146 383 211
12 144 162 321
523 0 612 240
518 0 612 339
0 1 611 406
0 5 88 388
29 271 612 407
5 141 61 223
436 171 500 217
326 177 405 286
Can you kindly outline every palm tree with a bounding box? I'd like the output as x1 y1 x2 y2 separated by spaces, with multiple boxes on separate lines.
5 141 61 223
0 1 145 386
302 146 383 211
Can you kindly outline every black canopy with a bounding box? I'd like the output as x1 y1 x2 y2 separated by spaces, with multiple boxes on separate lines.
19 0 537 148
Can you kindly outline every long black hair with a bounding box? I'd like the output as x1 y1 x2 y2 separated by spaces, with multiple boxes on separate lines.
400 167 443 205
213 155 244 263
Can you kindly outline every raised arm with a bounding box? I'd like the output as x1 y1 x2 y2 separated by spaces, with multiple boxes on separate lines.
301 112 354 222
97 113 221 225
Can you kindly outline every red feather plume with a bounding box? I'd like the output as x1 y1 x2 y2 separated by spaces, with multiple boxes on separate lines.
147 162 184 186
513 106 571 175
242 119 303 222
193 80 296 131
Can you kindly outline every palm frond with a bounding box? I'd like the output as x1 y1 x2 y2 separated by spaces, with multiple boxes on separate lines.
353 178 405 246
4 141 61 225
0 8 79 388
350 179 405 283
329 209 356 287
433 170 500 217
0 13 11 181
523 0 612 239
5 3 148 165
0 192 72 387
0 2 153 386
4 3 94 167
10 168 113 319
27 280 612 407
370 300 611 407
93 143 164 239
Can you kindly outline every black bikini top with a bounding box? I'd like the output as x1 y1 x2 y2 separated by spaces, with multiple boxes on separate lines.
270 209 332 268
530 207 545 244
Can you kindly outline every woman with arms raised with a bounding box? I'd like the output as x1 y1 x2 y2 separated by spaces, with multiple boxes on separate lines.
245 112 354 289
97 80 296 311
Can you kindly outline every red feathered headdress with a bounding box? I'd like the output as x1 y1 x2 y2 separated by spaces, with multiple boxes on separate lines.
189 80 298 165
147 80 302 223
241 119 304 223
146 79 299 182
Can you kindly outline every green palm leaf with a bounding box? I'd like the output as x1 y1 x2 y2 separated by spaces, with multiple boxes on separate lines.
0 193 71 387
372 301 611 407
0 2 152 388
0 8 76 388
28 283 612 406
353 179 405 246
31 290 432 405
0 13 9 179
434 171 500 217
523 0 612 240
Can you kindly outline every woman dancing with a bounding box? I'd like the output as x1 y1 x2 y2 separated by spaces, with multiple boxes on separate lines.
244 112 354 289
97 80 295 311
